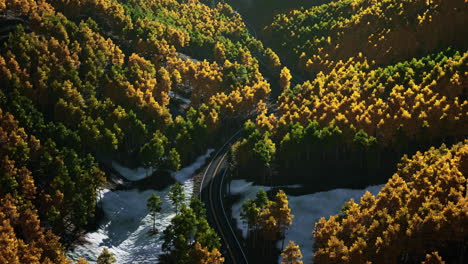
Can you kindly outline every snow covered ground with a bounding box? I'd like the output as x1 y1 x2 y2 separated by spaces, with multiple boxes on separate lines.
69 150 213 263
111 162 150 182
230 180 384 263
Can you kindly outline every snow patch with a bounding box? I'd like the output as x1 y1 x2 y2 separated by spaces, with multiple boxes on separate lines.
69 149 214 263
111 162 150 181
230 180 272 237
174 149 214 183
96 188 110 203
230 180 384 263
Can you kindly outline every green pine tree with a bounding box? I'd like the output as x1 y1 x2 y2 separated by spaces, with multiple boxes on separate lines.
147 193 162 233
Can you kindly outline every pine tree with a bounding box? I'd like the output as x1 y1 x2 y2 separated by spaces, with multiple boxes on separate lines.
139 131 167 176
240 199 260 234
97 248 116 264
147 193 163 233
162 198 222 263
280 67 292 90
162 205 197 263
281 241 303 264
214 42 226 63
168 182 185 214
0 212 19 264
240 188 274 247
265 48 281 70
271 190 293 249
166 148 181 171
313 141 468 263
190 198 206 219
255 189 269 208
190 242 224 264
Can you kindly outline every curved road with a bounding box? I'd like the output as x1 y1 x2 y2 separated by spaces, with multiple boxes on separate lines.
199 130 249 264
199 4 295 263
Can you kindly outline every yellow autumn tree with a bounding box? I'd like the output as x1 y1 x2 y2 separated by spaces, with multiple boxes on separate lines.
190 242 224 264
281 241 303 264
279 67 292 90
271 190 294 249
265 48 281 70
313 141 468 264
421 252 445 264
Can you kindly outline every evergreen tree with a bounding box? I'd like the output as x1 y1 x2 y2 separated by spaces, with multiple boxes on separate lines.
162 205 197 263
255 189 269 208
97 248 116 264
166 148 181 171
139 131 167 176
281 241 303 264
162 198 222 263
168 182 185 214
190 197 206 219
313 142 468 263
271 190 293 249
279 67 292 90
147 193 163 233
190 242 224 264
240 199 260 234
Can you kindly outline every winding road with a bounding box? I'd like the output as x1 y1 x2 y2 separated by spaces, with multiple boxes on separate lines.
198 4 298 262
199 130 249 264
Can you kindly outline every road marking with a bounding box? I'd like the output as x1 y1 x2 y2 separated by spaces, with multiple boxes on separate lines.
199 129 252 264
219 158 249 263
209 152 237 263
199 130 242 195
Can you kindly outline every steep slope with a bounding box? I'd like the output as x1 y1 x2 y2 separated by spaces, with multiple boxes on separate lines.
0 0 272 262
266 0 468 76
313 141 468 263
232 0 467 187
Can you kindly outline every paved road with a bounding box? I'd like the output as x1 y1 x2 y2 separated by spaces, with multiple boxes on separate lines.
199 130 249 264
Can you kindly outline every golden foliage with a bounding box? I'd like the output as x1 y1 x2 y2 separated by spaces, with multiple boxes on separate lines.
281 241 303 264
190 242 224 264
313 141 468 263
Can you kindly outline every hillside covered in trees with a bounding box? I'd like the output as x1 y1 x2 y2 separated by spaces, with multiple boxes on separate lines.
232 0 467 188
0 0 467 263
228 0 467 262
314 141 468 263
0 0 272 262
265 0 467 76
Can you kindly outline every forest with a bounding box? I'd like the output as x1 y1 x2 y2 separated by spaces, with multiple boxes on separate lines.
0 0 466 263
